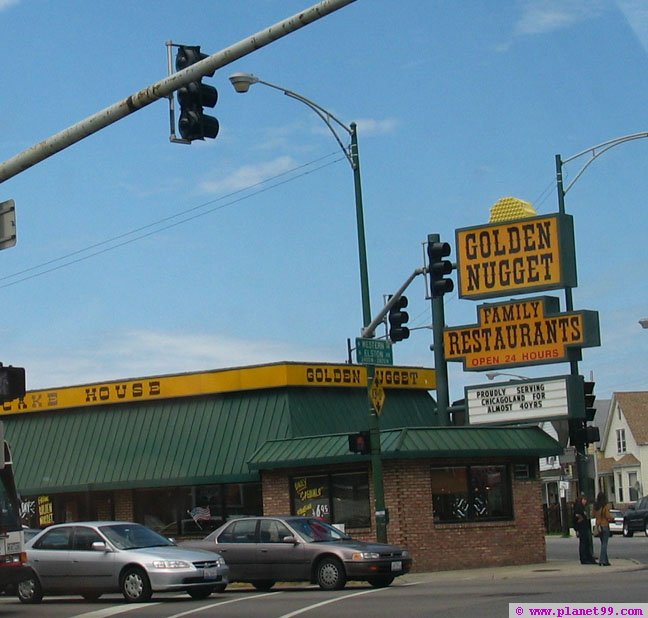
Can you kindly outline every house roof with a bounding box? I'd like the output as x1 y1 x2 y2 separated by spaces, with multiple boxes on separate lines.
613 392 648 445
248 425 562 470
597 453 641 474
2 386 440 495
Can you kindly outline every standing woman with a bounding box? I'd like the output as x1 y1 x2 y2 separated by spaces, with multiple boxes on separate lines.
593 492 614 566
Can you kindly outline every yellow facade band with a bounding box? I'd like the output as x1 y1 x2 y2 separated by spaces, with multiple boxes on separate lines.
0 362 436 416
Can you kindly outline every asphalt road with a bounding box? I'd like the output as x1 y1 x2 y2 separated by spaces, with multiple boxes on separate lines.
1 536 645 618
547 532 648 564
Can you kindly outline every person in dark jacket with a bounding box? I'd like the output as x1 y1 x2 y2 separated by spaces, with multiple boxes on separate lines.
573 494 596 564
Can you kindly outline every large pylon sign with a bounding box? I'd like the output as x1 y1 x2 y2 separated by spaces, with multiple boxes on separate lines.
455 213 577 300
444 296 600 371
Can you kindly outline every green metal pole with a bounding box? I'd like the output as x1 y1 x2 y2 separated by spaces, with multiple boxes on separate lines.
350 124 387 543
556 154 589 501
350 123 371 327
428 234 451 426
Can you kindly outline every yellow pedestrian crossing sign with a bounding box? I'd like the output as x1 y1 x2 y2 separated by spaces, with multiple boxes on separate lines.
370 383 386 415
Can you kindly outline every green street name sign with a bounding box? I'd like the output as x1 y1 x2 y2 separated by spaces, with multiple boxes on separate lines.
356 338 393 366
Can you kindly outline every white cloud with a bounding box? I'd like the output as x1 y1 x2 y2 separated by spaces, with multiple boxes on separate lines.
513 0 605 37
24 330 338 389
354 118 399 136
617 0 648 54
0 0 19 11
199 156 298 193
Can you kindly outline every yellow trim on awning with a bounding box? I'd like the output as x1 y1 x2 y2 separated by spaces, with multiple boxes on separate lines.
1 362 436 416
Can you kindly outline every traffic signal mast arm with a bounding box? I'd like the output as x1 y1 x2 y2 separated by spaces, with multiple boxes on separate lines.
360 267 426 339
0 0 356 184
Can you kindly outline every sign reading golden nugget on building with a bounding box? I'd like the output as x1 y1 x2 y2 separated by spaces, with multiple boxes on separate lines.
0 362 436 416
455 213 577 299
444 296 600 371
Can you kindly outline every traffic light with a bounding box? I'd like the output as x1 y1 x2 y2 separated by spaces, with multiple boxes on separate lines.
0 365 25 404
569 419 600 447
388 295 410 343
175 45 219 141
427 240 454 297
584 380 596 422
348 431 371 454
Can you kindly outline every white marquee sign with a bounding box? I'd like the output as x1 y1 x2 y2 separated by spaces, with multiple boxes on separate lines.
466 376 572 425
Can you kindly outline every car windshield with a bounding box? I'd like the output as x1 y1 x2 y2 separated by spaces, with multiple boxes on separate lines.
99 523 174 550
287 518 351 542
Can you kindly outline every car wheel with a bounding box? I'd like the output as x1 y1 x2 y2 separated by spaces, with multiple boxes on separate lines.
251 580 275 591
315 557 346 591
367 575 395 588
187 586 214 600
623 522 634 537
120 567 152 603
82 591 102 601
17 576 43 604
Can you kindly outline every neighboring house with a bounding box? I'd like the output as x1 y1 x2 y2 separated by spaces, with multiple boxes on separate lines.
596 392 648 507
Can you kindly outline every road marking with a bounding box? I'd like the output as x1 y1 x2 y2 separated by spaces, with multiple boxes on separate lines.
277 587 387 618
71 604 162 618
165 592 282 618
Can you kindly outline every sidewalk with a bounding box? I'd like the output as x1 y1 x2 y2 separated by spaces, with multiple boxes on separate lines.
399 558 644 584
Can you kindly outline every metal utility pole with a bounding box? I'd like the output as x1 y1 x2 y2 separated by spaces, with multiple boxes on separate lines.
0 0 356 184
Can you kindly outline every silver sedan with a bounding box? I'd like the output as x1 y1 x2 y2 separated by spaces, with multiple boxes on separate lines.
18 521 228 603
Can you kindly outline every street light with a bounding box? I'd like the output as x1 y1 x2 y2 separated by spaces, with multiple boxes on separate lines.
485 371 528 381
228 72 371 328
555 131 648 499
228 73 388 542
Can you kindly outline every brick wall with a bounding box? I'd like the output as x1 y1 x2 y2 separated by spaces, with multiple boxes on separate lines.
261 459 546 572
114 489 134 521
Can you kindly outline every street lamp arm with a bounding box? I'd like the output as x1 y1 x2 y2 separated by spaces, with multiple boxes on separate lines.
253 78 355 169
562 131 648 195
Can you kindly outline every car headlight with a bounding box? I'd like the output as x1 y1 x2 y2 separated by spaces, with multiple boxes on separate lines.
351 552 380 561
212 557 226 568
152 560 191 569
401 550 410 559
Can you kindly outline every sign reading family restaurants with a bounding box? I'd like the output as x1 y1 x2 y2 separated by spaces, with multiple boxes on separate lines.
465 375 584 425
444 296 600 371
455 213 577 300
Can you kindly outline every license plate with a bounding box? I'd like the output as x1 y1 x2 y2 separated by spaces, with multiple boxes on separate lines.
204 567 220 579
391 561 402 571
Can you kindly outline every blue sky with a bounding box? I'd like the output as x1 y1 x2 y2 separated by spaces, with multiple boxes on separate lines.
0 0 647 402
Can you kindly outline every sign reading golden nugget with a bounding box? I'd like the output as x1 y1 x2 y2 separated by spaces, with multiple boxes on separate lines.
444 296 600 371
0 362 436 416
455 214 577 299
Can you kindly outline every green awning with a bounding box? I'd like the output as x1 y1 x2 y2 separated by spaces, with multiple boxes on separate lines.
1 387 439 495
248 425 563 470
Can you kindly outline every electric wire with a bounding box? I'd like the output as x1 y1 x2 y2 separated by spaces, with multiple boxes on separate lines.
0 152 345 289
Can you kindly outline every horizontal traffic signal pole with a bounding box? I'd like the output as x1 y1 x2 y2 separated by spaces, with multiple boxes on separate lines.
0 0 356 184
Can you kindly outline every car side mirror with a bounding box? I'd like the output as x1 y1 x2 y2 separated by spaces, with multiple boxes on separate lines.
281 536 297 544
91 541 109 552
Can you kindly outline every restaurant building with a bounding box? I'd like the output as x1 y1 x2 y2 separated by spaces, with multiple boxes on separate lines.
0 361 561 572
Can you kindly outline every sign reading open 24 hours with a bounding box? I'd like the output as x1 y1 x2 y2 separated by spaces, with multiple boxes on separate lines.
444 295 600 371
455 213 577 300
466 375 578 425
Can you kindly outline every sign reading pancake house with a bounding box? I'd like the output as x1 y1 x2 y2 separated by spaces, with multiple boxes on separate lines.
455 213 577 300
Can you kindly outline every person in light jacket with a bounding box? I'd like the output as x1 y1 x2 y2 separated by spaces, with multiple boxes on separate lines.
593 492 614 566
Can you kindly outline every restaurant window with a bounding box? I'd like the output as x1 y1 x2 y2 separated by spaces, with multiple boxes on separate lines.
133 482 262 537
431 465 512 523
291 472 370 528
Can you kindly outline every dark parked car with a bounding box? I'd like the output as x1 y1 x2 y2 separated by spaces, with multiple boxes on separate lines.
181 515 411 591
623 497 648 537
18 522 228 603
